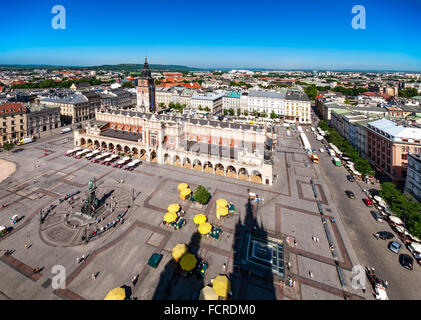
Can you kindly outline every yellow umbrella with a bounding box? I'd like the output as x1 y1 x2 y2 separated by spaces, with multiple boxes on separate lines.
178 183 189 191
180 253 197 271
198 222 212 235
199 286 219 300
168 203 180 212
179 188 192 200
216 199 228 208
172 243 188 260
213 275 231 298
164 211 178 223
194 214 207 225
217 206 229 217
104 287 126 300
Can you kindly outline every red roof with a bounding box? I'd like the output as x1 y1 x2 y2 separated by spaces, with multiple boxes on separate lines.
0 102 26 114
361 92 392 100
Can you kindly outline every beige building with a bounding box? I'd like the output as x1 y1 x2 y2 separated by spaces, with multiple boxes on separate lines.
41 93 95 125
74 109 274 184
0 102 28 146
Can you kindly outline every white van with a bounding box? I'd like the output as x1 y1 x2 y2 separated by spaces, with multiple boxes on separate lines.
61 128 72 134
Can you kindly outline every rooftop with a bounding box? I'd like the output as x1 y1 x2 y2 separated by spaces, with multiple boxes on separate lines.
367 118 421 141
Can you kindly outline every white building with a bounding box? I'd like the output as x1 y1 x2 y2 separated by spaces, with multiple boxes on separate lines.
191 92 224 113
247 90 286 116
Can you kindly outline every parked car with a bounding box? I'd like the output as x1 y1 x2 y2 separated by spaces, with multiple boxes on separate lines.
388 241 402 254
375 231 394 240
399 254 414 270
371 210 383 222
346 175 355 182
362 198 373 207
345 190 355 199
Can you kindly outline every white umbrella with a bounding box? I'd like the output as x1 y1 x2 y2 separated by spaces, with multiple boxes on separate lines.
127 162 135 167
123 156 131 161
73 147 82 151
66 150 74 155
111 154 119 159
374 196 383 202
410 235 421 243
389 216 403 225
92 150 100 155
85 153 93 158
410 242 421 253
101 152 110 157
104 157 112 162
117 160 125 165
395 225 406 233
82 149 90 152
95 155 103 160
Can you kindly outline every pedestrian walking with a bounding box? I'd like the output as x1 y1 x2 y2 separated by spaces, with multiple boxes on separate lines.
76 257 80 264
24 243 29 250
81 254 85 261
223 263 226 272
316 237 319 243
309 270 313 278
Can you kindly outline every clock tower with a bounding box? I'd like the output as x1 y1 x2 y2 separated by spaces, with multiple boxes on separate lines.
136 57 156 113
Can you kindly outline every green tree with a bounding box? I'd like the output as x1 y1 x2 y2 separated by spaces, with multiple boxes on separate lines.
244 110 249 116
399 88 418 98
204 107 210 112
252 110 259 117
228 108 235 116
270 111 277 119
304 84 319 100
344 98 350 104
2 142 14 154
261 112 268 118
194 185 211 205
121 81 134 88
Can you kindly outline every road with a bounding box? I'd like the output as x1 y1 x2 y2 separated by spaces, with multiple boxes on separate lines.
306 111 421 300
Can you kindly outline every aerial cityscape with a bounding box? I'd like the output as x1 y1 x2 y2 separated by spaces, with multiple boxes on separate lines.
0 0 421 305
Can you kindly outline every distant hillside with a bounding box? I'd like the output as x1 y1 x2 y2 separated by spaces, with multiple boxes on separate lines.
0 63 203 72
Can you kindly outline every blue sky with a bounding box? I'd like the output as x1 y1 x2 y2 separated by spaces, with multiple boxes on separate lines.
1 0 420 70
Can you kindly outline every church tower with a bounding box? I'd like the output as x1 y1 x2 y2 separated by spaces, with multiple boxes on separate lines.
136 57 156 113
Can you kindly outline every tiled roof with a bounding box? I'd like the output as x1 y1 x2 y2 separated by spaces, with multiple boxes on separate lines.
0 102 26 114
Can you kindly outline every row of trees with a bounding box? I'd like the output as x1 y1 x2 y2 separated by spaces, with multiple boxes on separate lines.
318 120 373 176
399 88 419 98
380 182 421 238
11 77 113 89
168 102 186 113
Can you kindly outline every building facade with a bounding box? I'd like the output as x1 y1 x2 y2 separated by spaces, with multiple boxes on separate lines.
27 104 61 136
366 118 421 186
74 110 274 185
41 93 94 125
405 152 421 202
0 102 27 146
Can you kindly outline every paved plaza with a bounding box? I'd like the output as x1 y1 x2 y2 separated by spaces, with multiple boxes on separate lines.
0 128 372 300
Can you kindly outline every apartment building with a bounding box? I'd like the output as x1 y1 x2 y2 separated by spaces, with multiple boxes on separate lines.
405 152 421 202
27 104 61 136
190 92 224 113
41 93 94 125
284 91 311 124
0 102 27 146
366 118 421 186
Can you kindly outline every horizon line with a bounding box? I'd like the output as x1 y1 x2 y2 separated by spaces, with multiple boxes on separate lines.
1 63 421 73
